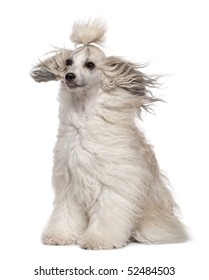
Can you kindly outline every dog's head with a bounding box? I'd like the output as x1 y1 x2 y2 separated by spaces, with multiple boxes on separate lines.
64 45 105 91
31 19 161 112
31 19 106 93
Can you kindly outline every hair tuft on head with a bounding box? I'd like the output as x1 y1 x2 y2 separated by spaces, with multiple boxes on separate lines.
70 18 106 46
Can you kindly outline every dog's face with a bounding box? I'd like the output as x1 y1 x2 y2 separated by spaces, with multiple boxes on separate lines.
64 46 105 92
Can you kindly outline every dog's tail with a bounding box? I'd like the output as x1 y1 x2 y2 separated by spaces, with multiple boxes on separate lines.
70 18 106 46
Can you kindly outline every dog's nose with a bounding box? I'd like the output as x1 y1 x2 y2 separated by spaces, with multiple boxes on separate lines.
65 73 76 81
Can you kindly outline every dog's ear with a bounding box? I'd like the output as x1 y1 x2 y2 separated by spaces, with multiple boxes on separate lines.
102 56 160 96
30 49 72 83
101 56 162 112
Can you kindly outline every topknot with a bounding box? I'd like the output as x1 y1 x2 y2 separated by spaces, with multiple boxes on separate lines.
70 18 106 47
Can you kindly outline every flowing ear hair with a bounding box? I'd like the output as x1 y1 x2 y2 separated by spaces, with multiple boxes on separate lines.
30 49 72 83
101 56 163 113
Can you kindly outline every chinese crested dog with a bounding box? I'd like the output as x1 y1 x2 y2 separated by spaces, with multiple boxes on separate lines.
31 19 188 249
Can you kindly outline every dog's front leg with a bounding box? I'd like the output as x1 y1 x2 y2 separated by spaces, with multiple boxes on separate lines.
41 194 87 246
80 188 135 250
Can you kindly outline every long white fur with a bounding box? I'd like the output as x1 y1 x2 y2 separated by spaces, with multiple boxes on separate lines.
31 19 188 249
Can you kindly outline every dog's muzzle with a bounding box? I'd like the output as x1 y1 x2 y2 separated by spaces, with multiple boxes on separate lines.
65 72 81 89
65 72 76 81
64 72 86 89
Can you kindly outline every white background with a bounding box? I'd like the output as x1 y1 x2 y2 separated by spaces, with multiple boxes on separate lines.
0 0 208 279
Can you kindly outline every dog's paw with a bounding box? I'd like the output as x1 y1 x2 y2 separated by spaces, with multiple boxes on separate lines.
81 241 115 250
80 236 126 250
42 232 77 246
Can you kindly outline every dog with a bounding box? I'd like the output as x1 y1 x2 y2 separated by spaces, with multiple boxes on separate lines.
31 19 188 249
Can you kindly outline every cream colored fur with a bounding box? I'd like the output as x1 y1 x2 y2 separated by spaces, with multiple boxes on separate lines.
31 19 188 249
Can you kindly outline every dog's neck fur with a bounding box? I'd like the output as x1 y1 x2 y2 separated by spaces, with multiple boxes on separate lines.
58 81 102 123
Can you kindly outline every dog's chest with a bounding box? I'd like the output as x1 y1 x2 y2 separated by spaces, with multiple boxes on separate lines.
60 117 102 206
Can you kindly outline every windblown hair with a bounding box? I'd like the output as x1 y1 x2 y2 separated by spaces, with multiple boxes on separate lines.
101 56 162 114
30 49 71 82
70 19 106 46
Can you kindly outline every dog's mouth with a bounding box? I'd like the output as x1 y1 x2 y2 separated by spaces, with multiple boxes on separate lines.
65 81 87 90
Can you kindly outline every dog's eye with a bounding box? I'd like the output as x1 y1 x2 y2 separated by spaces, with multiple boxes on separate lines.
85 62 95 70
66 59 73 66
